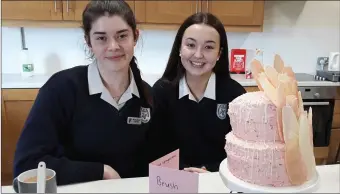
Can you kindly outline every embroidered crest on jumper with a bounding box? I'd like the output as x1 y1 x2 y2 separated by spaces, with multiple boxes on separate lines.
140 107 151 123
216 104 227 120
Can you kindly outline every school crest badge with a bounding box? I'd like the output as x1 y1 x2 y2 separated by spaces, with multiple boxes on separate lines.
140 107 151 123
216 104 227 120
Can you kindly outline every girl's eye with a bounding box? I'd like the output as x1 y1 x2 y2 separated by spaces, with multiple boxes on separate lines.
187 43 195 48
118 34 128 39
205 45 214 49
96 36 106 41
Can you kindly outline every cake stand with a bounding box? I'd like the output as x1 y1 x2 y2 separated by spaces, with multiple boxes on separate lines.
219 158 320 193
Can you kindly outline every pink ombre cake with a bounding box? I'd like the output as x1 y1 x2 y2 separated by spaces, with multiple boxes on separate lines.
225 91 292 187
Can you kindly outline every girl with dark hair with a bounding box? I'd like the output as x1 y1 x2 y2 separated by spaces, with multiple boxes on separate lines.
13 0 152 185
150 12 246 173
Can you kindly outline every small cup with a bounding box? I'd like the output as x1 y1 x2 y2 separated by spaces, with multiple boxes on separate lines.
13 168 57 193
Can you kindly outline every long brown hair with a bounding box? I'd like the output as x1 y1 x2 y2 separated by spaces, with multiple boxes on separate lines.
82 0 152 106
162 12 230 85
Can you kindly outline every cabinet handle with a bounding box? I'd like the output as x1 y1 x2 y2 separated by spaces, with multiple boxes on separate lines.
66 0 69 13
196 0 198 13
303 102 330 106
54 0 57 12
206 0 209 11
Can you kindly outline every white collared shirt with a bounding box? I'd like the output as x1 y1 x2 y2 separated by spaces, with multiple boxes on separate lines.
87 62 139 110
178 72 216 102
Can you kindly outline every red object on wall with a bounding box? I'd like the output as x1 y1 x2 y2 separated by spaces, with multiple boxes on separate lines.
230 49 247 74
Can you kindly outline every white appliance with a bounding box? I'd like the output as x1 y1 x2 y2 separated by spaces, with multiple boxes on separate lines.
328 52 340 71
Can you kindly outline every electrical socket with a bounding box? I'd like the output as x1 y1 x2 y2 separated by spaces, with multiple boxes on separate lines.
317 57 329 66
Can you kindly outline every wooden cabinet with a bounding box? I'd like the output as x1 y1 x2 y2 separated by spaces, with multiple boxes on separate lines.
62 1 136 21
138 0 264 30
62 1 89 21
2 0 265 32
2 1 63 21
327 128 340 164
202 0 264 26
2 1 139 22
329 90 340 163
1 89 39 185
143 1 197 24
245 86 260 93
333 91 340 129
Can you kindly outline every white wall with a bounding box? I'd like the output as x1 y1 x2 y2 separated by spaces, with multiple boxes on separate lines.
2 1 339 76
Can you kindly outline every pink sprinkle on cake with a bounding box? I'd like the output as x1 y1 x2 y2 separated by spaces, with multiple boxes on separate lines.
225 91 292 187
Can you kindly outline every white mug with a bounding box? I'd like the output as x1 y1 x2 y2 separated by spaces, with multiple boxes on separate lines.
13 168 57 193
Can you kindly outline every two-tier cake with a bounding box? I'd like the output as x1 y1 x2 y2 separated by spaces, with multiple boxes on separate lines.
224 55 317 188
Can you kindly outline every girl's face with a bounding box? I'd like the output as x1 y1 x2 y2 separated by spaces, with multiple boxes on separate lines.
180 24 221 77
88 15 138 72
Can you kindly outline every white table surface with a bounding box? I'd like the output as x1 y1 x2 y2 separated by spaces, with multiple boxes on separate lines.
2 164 339 193
2 73 340 89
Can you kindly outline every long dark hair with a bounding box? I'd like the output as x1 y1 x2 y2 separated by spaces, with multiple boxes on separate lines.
162 12 230 84
82 0 152 106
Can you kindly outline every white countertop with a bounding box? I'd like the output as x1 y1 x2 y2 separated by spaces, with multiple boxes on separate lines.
1 73 340 89
1 164 339 193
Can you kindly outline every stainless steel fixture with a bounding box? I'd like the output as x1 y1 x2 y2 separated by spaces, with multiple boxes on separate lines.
299 86 337 100
20 27 26 50
335 143 340 164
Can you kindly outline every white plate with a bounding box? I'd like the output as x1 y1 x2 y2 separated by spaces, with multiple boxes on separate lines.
219 158 320 193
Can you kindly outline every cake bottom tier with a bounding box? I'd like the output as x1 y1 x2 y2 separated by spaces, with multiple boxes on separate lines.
225 132 292 187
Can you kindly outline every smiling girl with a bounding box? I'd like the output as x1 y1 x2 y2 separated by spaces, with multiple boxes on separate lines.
13 1 152 185
149 12 246 173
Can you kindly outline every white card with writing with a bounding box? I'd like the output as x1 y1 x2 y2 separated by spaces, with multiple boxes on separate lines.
149 149 199 193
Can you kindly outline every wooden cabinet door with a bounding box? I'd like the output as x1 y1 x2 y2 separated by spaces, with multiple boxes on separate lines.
63 1 136 21
144 1 198 24
245 86 259 92
332 100 340 129
62 0 89 21
328 129 340 164
134 1 146 23
202 0 264 26
1 89 39 186
2 1 63 20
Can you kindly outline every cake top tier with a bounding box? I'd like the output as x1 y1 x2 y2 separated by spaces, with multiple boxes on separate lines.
230 91 272 107
228 91 280 142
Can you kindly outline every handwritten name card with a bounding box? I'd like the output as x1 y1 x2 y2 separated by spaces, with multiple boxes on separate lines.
149 149 199 193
